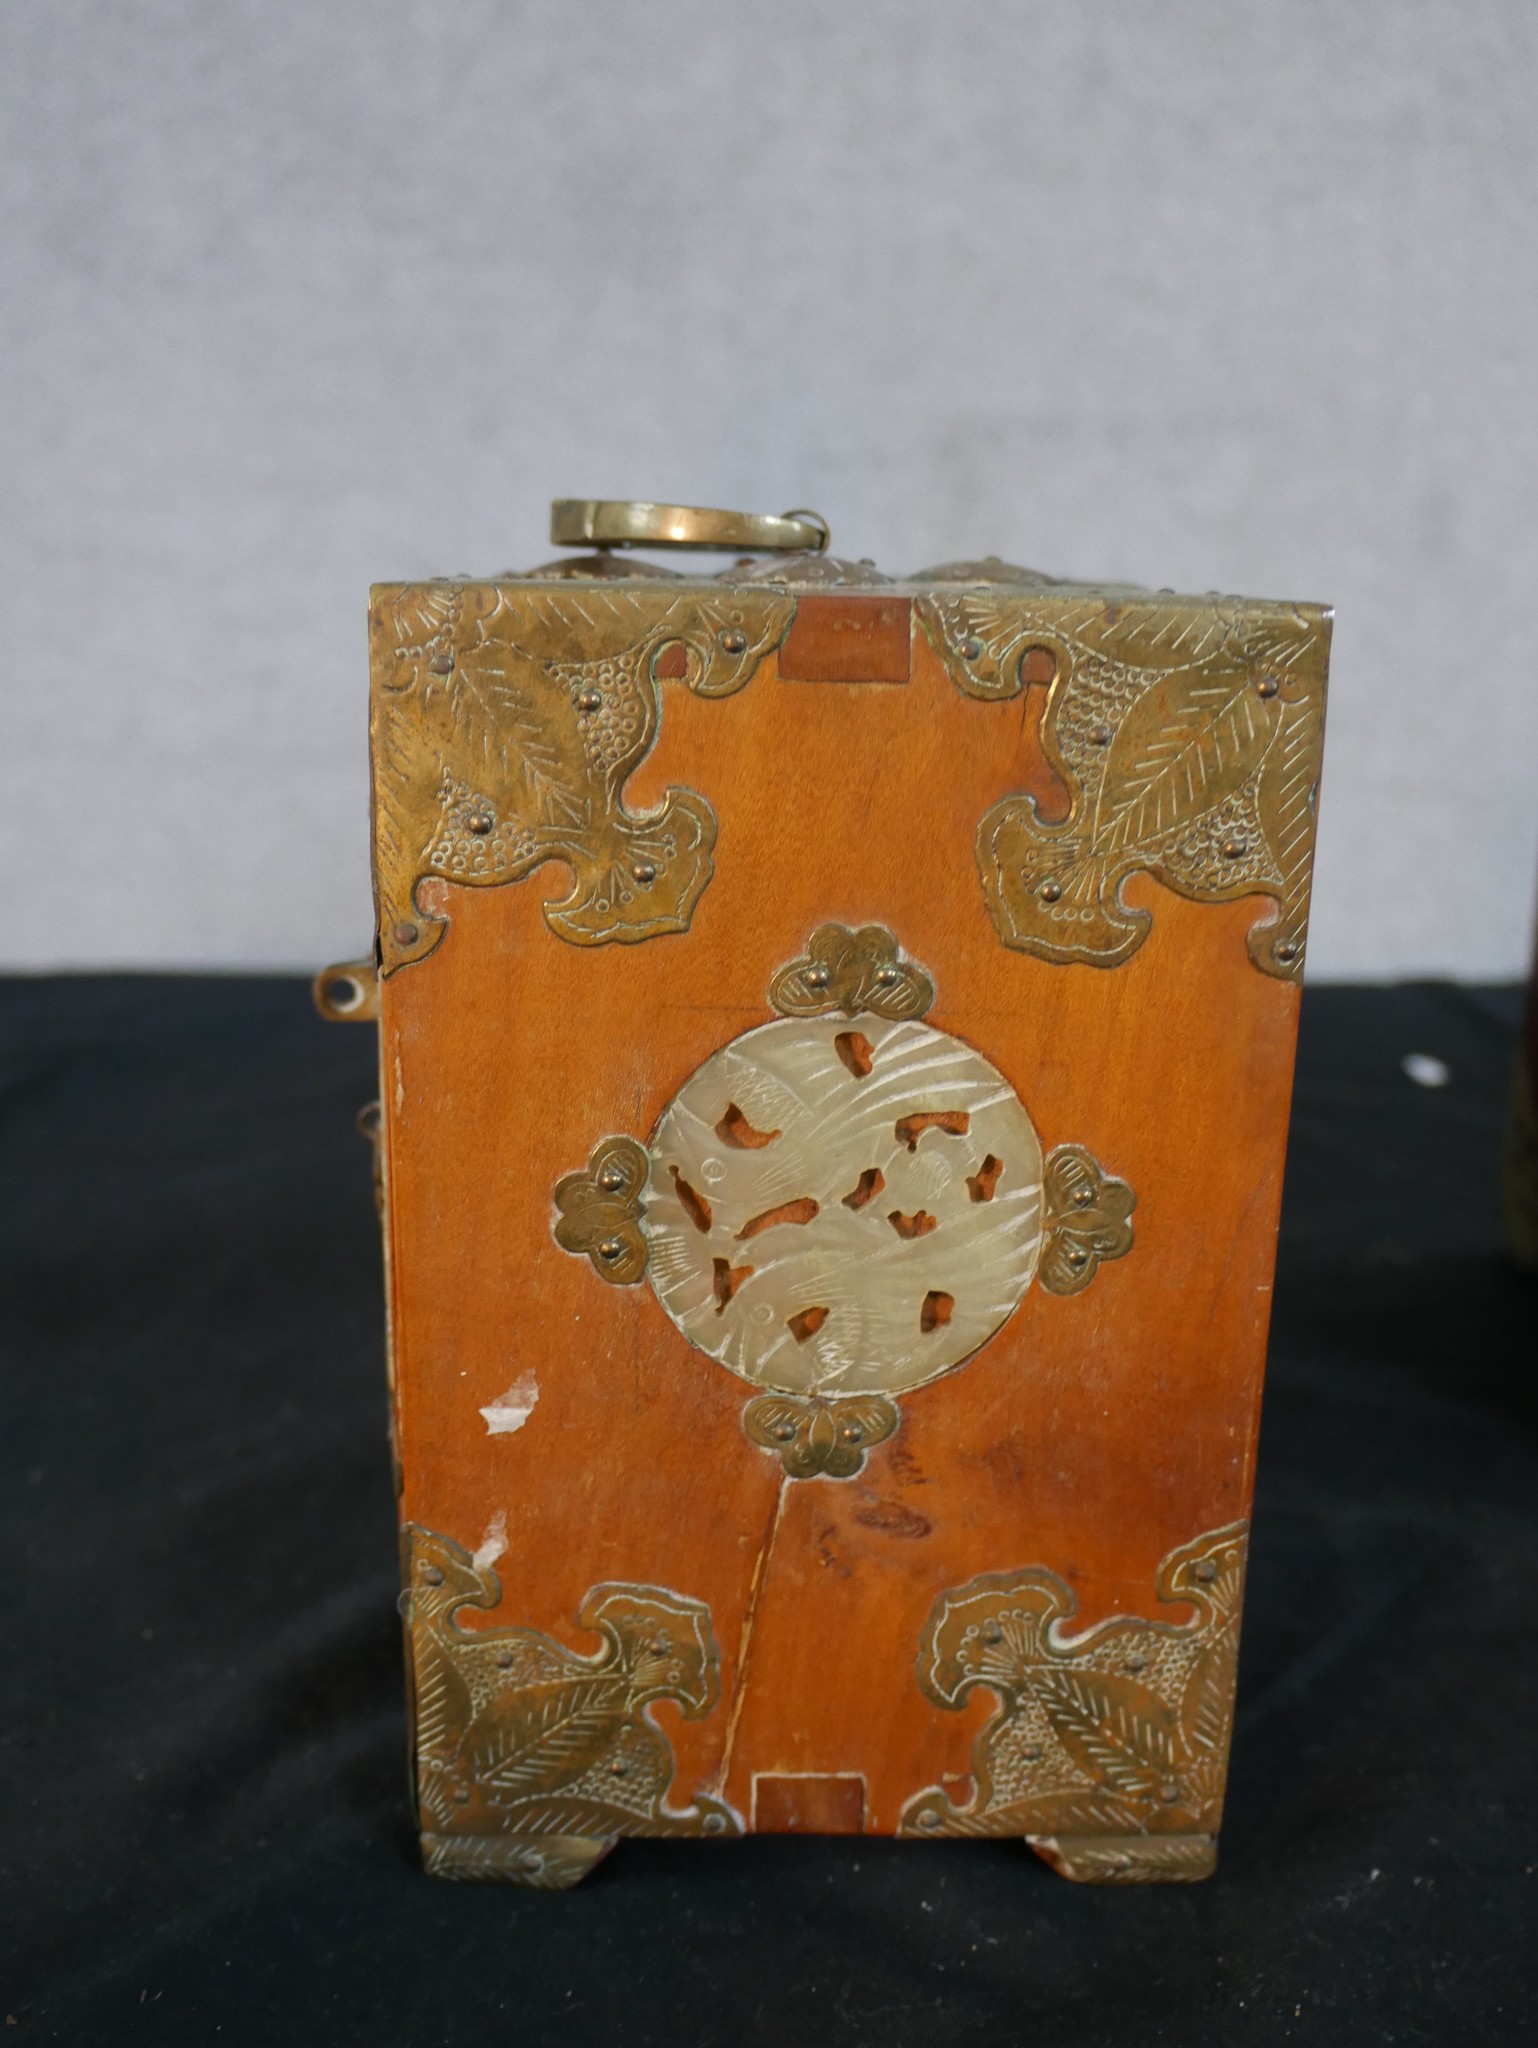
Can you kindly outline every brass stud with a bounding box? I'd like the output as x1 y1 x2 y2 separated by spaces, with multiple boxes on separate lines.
774 1421 796 1442
392 921 419 947
703 1812 727 1834
428 653 454 675
1021 1743 1042 1762
597 1238 624 1262
1091 724 1114 747
1073 1185 1095 1207
960 635 983 660
1192 1560 1218 1583
719 628 748 654
422 1565 444 1586
598 1167 626 1191
632 862 658 884
874 964 899 986
1039 880 1062 903
982 1623 1003 1645
919 1810 941 1830
495 1649 514 1669
805 964 830 989
609 1757 631 1777
576 688 603 712
1256 673 1280 699
1221 835 1248 860
467 810 494 837
841 1423 864 1443
1275 941 1299 964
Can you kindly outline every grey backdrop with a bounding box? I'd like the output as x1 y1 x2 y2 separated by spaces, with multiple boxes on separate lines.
4 2 1536 977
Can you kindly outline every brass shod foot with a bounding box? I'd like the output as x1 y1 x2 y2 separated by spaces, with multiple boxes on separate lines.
421 1832 615 1889
1029 1832 1217 1884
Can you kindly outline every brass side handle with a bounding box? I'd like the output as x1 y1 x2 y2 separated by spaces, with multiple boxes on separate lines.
551 500 829 554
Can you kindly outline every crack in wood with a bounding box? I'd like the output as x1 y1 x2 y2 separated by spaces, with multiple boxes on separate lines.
711 1473 792 1801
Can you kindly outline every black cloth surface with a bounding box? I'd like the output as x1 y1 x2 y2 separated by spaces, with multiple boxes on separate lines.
3 976 1535 2046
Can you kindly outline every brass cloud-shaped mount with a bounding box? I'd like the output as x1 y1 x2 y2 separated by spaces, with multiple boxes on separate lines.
768 923 935 1021
1038 1144 1136 1295
552 1135 651 1285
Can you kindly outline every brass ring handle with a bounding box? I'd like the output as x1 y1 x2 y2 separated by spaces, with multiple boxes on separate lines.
550 500 830 554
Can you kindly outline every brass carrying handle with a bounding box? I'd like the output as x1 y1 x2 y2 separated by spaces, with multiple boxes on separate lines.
550 500 830 554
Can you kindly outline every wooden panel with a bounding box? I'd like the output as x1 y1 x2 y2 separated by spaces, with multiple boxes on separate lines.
753 1774 867 1834
778 595 912 682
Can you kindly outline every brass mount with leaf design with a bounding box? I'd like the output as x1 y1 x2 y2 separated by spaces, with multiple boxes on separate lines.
404 1526 740 1888
899 1519 1248 1880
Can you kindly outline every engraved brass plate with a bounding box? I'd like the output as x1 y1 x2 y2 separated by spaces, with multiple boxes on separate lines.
898 1520 1246 1870
370 583 793 973
920 594 1329 981
404 1526 740 1875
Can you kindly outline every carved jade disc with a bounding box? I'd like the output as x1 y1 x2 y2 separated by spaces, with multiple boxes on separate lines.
644 1015 1044 1398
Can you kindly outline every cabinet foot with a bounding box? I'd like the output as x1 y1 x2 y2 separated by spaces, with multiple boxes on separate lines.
421 1832 615 1889
1029 1832 1218 1884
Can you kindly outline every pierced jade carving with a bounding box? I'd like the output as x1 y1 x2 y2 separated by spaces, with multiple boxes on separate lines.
644 1014 1045 1401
